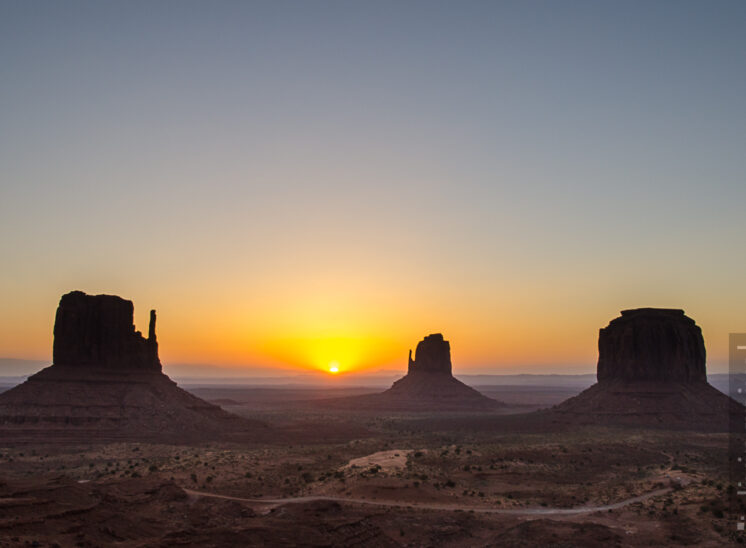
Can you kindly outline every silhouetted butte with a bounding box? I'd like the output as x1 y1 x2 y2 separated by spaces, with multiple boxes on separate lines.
0 291 263 442
53 290 161 371
318 333 503 412
549 308 738 430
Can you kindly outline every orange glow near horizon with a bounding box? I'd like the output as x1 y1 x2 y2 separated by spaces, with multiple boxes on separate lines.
1 3 745 380
255 333 403 374
0 283 739 376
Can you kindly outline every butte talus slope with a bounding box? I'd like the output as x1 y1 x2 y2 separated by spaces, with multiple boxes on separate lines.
548 308 739 430
0 291 263 442
319 334 503 411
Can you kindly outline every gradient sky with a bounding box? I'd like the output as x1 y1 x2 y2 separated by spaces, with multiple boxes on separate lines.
1 1 744 375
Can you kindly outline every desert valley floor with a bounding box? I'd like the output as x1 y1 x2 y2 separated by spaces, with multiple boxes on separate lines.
0 384 737 547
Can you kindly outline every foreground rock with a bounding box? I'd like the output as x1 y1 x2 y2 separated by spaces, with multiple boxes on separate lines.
548 308 739 430
0 291 265 443
317 334 503 412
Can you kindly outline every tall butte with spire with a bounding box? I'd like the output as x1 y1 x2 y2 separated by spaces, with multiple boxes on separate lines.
319 333 503 411
0 291 263 442
52 291 161 372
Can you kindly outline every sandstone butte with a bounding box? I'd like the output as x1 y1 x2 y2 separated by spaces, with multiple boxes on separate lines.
317 333 504 412
548 308 739 430
0 291 265 443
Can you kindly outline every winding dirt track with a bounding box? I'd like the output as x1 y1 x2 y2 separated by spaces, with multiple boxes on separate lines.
184 487 671 516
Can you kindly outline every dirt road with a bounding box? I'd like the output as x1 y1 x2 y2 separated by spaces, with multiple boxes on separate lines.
184 486 671 516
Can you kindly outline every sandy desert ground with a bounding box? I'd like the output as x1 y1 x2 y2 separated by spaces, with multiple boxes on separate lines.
0 385 738 547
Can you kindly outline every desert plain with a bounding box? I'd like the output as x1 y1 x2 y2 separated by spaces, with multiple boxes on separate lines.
0 383 736 547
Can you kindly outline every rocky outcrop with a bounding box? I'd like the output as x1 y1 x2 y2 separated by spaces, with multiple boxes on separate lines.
597 308 706 383
0 291 265 442
408 333 452 375
318 334 503 412
549 307 738 430
53 291 160 371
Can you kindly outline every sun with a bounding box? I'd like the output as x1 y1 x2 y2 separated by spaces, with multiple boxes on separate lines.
328 361 340 374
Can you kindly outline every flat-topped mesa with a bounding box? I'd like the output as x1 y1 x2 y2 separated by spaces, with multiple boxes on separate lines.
52 291 161 371
597 308 706 384
407 333 452 375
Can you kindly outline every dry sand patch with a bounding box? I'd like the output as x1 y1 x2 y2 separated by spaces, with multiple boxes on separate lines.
344 449 418 472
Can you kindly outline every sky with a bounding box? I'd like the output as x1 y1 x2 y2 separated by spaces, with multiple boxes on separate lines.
1 1 744 376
